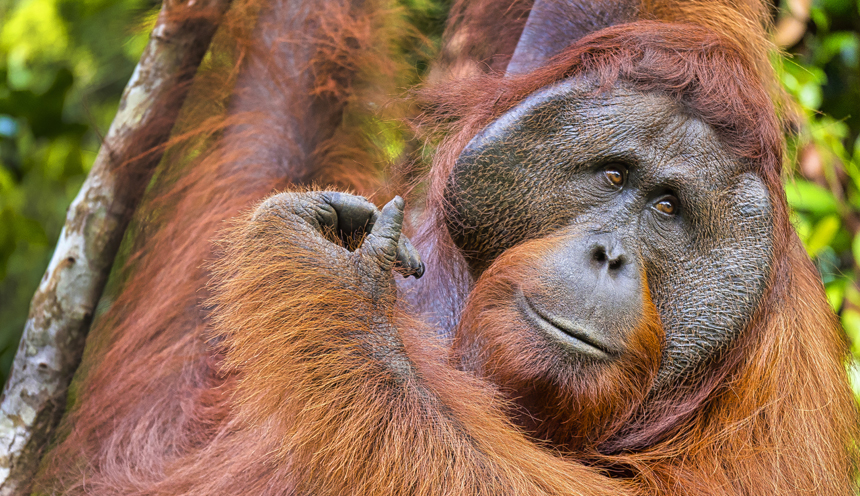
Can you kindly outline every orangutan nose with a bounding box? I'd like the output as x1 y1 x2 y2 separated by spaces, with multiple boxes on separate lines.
590 236 631 274
523 232 644 356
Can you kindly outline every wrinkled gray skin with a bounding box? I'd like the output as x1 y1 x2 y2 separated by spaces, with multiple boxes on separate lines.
445 78 774 387
264 78 773 392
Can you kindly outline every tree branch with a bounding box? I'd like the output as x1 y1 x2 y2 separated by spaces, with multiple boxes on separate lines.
774 0 811 48
0 1 232 493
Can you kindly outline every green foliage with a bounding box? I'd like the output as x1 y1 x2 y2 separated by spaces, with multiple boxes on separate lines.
779 0 860 396
0 0 157 385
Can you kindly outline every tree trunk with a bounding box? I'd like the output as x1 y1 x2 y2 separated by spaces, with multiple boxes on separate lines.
0 1 232 493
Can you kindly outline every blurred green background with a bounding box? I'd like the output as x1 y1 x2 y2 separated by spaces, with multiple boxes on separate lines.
0 0 859 392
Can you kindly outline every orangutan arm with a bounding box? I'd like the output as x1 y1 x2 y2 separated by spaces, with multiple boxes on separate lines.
209 191 636 496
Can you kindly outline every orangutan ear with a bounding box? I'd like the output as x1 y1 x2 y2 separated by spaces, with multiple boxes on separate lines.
507 0 637 74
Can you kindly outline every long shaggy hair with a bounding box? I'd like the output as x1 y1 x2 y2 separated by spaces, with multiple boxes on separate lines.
34 1 858 495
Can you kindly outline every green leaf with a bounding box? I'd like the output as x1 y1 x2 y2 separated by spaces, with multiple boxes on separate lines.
848 360 860 399
798 82 823 109
845 284 860 309
826 278 847 312
843 309 860 357
806 214 842 257
784 179 840 215
851 233 860 270
810 6 831 31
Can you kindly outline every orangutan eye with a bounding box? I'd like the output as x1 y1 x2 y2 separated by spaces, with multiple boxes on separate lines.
654 196 678 216
603 165 626 187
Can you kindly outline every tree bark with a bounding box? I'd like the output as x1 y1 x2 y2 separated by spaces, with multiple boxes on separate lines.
0 1 232 493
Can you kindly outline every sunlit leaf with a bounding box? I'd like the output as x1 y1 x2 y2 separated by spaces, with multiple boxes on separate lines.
845 282 860 308
843 309 860 357
0 0 70 91
798 82 823 110
848 360 860 399
850 233 860 271
806 214 842 257
826 278 847 312
810 6 830 31
784 179 840 215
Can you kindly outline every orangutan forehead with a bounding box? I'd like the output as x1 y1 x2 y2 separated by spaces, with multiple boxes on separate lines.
470 77 753 188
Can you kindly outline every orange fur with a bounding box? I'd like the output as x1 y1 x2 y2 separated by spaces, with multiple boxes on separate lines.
32 0 858 494
453 235 664 451
205 205 640 495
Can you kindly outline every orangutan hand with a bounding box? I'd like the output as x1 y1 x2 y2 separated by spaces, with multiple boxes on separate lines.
253 191 424 301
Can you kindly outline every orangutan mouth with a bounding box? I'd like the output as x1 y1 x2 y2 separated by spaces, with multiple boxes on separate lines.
517 291 613 359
